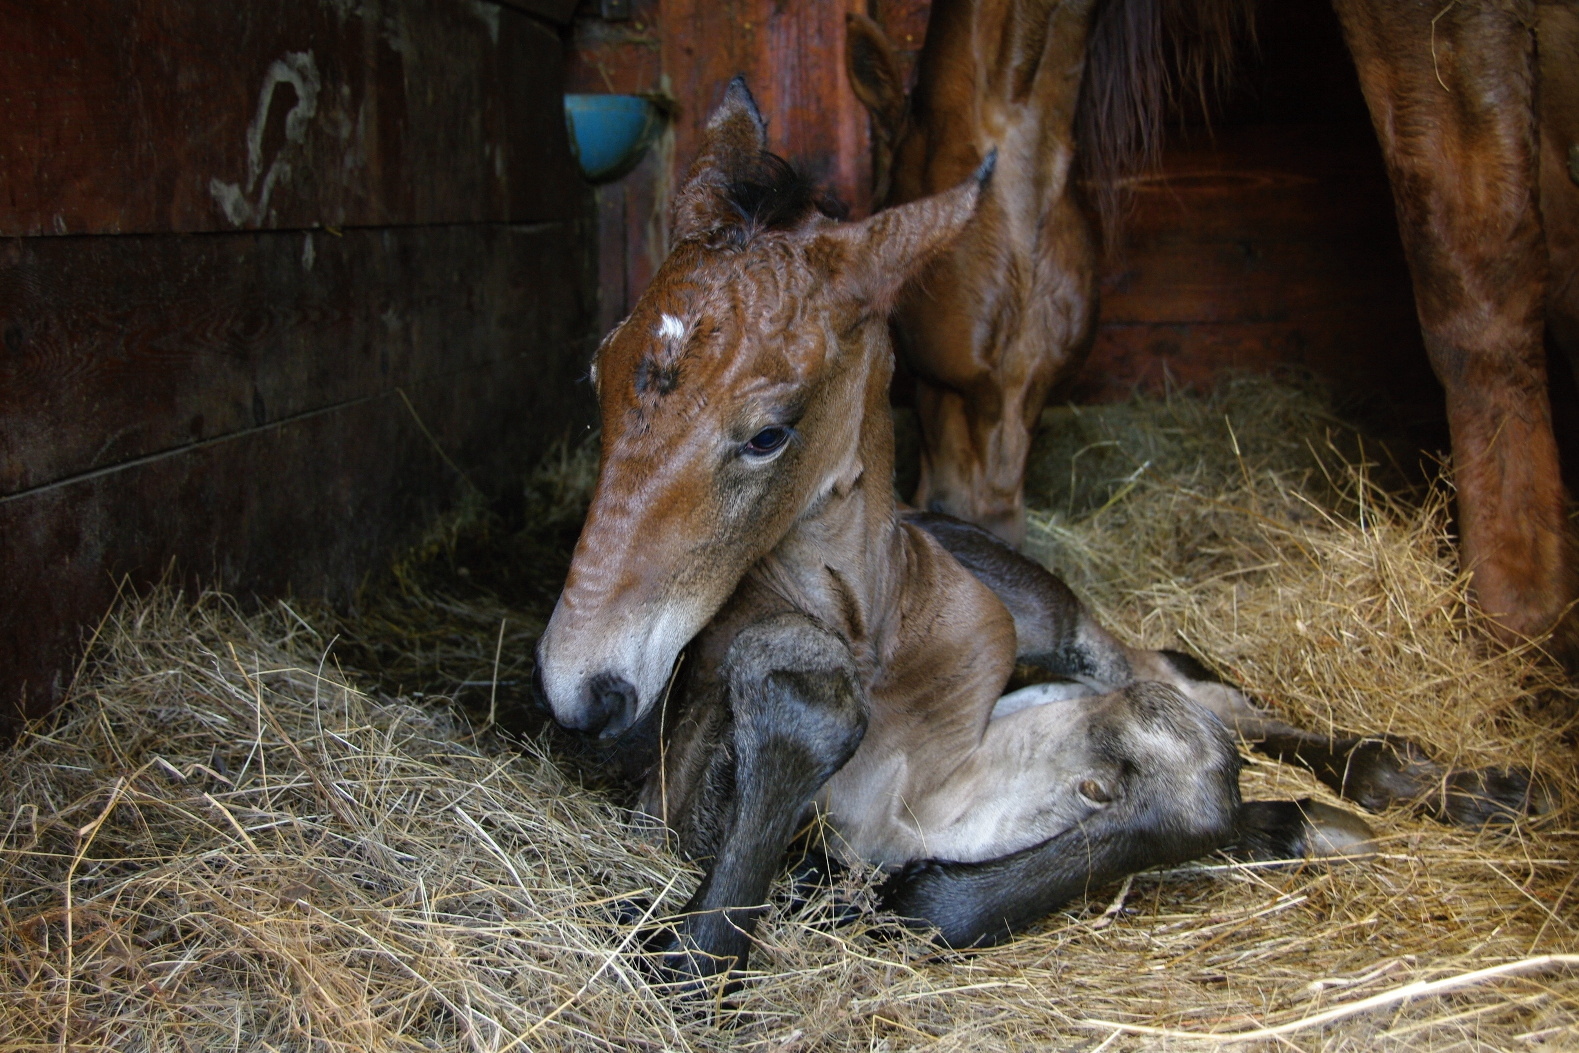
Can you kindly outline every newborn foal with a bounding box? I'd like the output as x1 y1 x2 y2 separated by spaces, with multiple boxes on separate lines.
536 80 1540 977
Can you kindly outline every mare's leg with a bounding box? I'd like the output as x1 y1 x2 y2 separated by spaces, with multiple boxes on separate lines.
653 614 866 979
908 511 1550 824
1334 0 1579 661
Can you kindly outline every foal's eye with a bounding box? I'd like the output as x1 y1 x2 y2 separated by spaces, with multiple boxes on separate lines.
742 426 792 457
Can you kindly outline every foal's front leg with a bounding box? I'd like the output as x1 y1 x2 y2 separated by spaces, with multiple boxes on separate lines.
656 614 867 979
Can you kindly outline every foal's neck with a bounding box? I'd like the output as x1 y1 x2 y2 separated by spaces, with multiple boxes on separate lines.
750 349 908 661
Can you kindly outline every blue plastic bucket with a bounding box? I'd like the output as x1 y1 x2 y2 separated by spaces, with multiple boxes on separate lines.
564 94 663 183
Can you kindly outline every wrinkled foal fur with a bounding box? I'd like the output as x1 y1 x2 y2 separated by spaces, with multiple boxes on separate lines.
850 0 1579 661
535 80 1544 981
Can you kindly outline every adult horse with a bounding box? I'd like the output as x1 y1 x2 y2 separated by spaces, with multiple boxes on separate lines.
535 80 1540 979
847 0 1579 662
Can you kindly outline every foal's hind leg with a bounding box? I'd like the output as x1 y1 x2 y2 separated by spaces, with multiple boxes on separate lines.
874 679 1334 946
1138 649 1553 826
910 511 1550 825
651 614 866 979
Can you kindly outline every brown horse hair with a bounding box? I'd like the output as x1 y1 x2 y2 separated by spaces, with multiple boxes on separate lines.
1074 0 1257 251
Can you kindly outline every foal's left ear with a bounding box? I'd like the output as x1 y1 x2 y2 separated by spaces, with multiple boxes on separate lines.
817 150 996 308
672 77 770 243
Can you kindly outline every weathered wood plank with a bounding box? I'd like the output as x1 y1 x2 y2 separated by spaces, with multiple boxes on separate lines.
1072 319 1441 412
0 0 581 236
1098 233 1416 326
0 222 594 496
1122 124 1400 244
0 381 584 731
0 220 597 730
660 0 869 214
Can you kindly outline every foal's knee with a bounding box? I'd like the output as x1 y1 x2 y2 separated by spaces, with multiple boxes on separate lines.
725 614 868 784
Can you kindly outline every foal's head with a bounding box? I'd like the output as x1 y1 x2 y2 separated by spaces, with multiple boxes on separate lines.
536 78 990 738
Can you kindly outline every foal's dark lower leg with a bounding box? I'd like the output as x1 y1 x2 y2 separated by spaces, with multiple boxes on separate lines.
1150 651 1552 825
1252 729 1552 826
658 616 866 979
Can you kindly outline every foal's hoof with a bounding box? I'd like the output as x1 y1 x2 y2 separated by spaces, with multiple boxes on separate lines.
1233 798 1375 861
635 924 743 1000
605 895 654 928
1431 767 1554 827
782 849 868 930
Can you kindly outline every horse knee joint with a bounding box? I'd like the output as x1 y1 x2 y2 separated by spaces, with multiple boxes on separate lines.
725 615 868 781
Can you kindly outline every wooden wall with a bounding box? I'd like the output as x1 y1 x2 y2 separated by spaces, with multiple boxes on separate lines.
567 0 897 335
0 0 597 732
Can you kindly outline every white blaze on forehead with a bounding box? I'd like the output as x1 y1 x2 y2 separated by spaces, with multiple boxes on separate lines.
657 313 687 342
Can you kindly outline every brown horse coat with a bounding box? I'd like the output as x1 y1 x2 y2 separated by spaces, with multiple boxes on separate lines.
536 79 1542 979
851 0 1579 660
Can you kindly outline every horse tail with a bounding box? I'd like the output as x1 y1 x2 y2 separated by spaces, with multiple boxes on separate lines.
1074 0 1255 252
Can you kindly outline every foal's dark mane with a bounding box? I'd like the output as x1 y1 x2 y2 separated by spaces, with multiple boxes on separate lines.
722 152 845 246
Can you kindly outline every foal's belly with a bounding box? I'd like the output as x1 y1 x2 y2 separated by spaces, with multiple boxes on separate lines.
815 682 1106 868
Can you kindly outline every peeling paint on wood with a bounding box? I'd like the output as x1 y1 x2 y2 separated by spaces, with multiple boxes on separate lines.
0 0 581 235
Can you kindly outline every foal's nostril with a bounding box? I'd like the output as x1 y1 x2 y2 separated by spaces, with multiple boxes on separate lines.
569 672 638 738
529 663 551 714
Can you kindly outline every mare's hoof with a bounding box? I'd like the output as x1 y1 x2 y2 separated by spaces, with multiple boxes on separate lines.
1432 767 1554 826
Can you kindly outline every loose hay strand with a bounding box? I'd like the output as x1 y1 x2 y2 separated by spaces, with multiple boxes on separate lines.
1082 953 1579 1044
3 375 1576 1052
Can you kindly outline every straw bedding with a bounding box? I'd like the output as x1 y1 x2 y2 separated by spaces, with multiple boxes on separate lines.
4 376 1576 1051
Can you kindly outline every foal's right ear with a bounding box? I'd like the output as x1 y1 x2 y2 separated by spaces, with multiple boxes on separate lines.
672 77 770 243
817 152 994 310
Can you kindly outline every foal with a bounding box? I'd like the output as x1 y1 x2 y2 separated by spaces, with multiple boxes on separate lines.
536 80 1541 977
